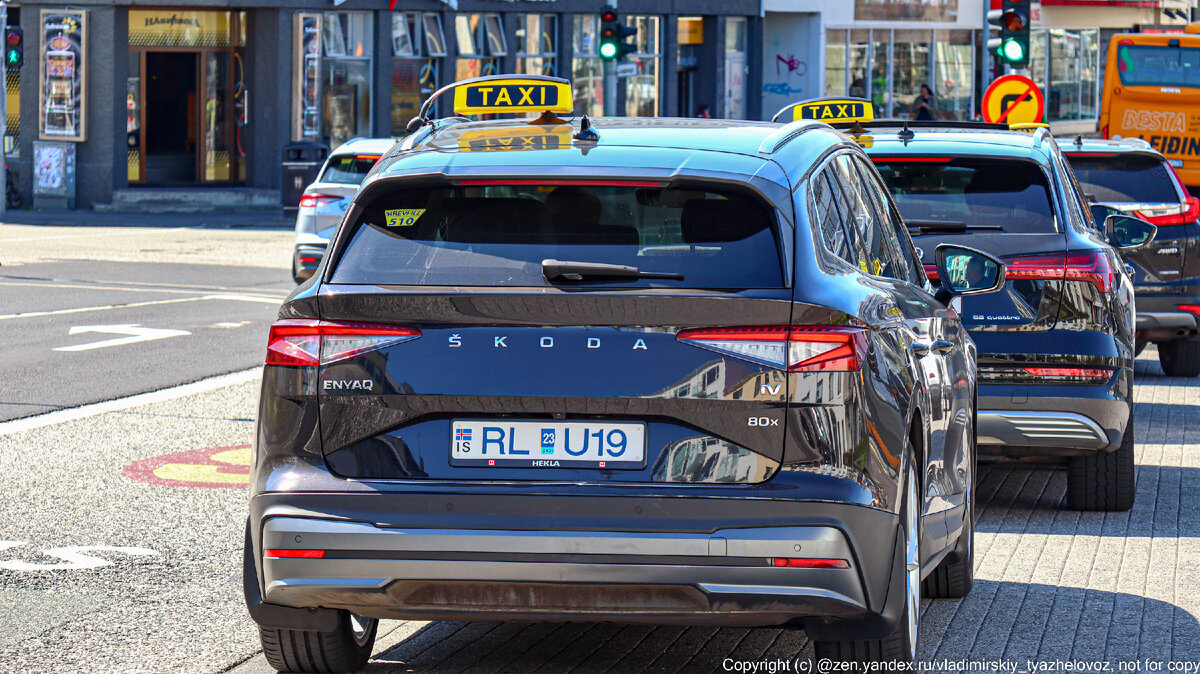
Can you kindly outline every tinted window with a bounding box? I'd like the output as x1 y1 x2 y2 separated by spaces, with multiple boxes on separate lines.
330 183 785 288
874 158 1057 234
1066 154 1179 203
811 167 859 269
1116 45 1200 88
320 154 381 185
850 156 920 284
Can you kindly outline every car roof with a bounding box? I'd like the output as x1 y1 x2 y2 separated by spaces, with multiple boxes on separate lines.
368 116 857 195
329 137 400 156
860 126 1054 163
1061 137 1162 158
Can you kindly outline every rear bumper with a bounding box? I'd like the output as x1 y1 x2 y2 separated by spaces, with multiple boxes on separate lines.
245 491 901 631
977 386 1129 455
1135 295 1200 340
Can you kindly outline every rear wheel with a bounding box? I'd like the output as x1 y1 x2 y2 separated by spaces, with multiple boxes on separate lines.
1067 407 1135 511
813 450 919 663
1158 340 1200 377
260 611 377 673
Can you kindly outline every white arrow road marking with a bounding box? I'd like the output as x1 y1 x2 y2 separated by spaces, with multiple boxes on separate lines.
54 324 192 352
0 544 159 571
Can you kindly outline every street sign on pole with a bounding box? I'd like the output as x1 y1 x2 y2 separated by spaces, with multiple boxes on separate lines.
981 74 1045 125
615 63 637 78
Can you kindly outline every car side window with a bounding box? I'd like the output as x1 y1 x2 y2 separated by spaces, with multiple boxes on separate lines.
850 156 922 285
810 165 861 270
827 154 909 280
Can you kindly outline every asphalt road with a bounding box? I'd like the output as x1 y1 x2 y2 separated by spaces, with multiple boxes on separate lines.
0 226 292 421
2 223 1199 673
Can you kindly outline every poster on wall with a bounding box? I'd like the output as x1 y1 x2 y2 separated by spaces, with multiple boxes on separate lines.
39 9 87 142
855 0 957 21
293 14 322 140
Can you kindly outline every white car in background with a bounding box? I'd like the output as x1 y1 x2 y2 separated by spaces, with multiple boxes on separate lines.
292 138 398 282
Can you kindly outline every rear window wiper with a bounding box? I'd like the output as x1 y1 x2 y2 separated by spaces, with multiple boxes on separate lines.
905 220 1003 232
542 259 684 282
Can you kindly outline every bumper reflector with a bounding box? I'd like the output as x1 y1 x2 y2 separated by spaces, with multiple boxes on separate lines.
264 549 326 559
770 558 850 569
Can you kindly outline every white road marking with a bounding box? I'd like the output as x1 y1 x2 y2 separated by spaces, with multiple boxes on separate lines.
0 543 159 571
0 368 260 436
0 293 282 321
54 324 192 352
0 227 188 243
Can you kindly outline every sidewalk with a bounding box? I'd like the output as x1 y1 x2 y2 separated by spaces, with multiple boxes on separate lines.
0 208 294 230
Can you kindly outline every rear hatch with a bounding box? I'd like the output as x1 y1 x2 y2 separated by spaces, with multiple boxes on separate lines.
873 156 1067 332
1067 150 1200 288
293 178 832 484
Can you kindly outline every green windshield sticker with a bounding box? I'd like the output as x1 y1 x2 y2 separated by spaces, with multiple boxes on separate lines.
384 208 425 227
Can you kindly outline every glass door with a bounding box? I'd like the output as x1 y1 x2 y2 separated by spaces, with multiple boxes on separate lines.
201 50 236 182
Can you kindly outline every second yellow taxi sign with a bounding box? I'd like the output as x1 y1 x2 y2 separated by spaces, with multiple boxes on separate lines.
772 97 874 124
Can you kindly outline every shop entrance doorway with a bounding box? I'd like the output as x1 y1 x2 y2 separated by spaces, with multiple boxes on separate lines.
143 52 197 183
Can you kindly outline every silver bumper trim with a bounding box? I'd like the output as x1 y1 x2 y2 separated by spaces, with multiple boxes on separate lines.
977 411 1108 449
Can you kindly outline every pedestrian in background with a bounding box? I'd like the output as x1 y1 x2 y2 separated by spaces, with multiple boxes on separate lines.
911 83 938 121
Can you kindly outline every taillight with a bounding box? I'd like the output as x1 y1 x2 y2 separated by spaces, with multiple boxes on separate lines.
1180 304 1200 316
265 319 421 367
1020 367 1112 383
770 558 850 569
298 193 340 209
675 326 868 372
264 549 326 559
1003 252 1114 293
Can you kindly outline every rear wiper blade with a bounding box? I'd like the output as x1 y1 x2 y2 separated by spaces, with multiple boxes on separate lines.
905 220 1003 232
542 259 684 282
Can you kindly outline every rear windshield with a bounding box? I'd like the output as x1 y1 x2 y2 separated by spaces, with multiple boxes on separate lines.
320 154 380 185
1116 44 1200 88
329 183 785 288
1066 154 1178 203
873 158 1056 234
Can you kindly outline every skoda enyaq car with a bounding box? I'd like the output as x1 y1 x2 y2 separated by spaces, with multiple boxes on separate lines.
1064 137 1200 376
244 78 1005 672
292 137 395 283
861 121 1155 511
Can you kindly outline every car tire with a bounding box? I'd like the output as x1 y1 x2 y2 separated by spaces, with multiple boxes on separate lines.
259 611 377 673
1158 340 1200 377
813 450 919 663
1067 407 1135 511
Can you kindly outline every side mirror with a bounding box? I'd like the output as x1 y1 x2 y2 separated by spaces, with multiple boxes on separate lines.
933 244 1006 304
1104 214 1157 251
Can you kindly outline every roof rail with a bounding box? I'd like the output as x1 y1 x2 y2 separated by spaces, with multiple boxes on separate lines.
759 120 828 154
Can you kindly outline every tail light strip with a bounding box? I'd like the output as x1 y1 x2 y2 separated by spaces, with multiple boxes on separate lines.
675 325 868 372
298 193 341 209
979 365 1112 384
771 558 850 568
266 319 421 367
926 253 1115 293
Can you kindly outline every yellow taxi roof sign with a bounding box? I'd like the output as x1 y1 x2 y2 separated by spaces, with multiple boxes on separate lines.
451 76 574 116
456 125 574 152
1009 122 1050 133
772 97 874 125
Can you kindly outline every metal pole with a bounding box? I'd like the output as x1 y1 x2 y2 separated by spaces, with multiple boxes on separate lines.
1 0 9 218
604 0 617 117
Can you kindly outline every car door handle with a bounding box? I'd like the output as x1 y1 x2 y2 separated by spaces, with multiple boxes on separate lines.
930 340 954 355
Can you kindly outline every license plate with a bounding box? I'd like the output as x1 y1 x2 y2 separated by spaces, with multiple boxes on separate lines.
450 420 646 469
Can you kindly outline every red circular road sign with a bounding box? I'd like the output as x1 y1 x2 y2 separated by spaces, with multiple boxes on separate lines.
981 74 1045 125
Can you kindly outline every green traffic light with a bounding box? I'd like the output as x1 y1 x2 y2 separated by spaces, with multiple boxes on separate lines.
6 52 16 64
599 41 617 59
999 38 1025 63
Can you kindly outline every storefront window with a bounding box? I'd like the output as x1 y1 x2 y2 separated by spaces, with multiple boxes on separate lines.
322 11 373 149
892 30 931 120
933 30 972 120
571 15 604 116
825 28 848 96
391 13 442 135
127 51 139 182
517 14 557 77
723 17 747 119
871 30 891 116
625 15 661 117
849 29 870 101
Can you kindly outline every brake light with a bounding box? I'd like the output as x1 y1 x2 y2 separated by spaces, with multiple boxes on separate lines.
456 179 664 187
355 154 381 163
265 319 421 367
771 558 850 569
1003 253 1114 293
264 549 326 559
1020 367 1112 383
1179 304 1200 315
298 193 340 209
675 326 868 372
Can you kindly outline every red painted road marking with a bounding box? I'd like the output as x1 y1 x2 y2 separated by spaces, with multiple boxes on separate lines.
996 84 1035 125
122 444 251 488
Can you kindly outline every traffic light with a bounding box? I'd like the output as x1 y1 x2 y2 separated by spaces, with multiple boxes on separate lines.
599 10 636 61
987 0 1031 69
5 27 21 70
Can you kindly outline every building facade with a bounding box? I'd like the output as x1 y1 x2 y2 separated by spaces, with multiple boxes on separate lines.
10 0 760 209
